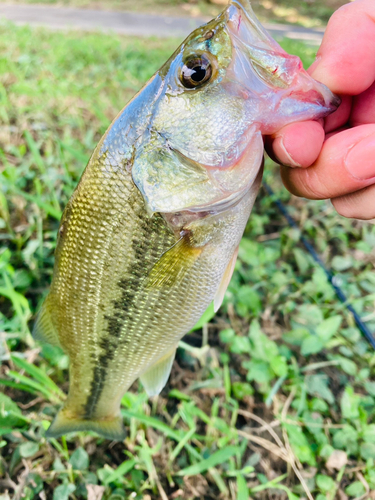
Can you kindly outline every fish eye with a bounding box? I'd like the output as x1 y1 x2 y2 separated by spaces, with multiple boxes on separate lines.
180 54 213 89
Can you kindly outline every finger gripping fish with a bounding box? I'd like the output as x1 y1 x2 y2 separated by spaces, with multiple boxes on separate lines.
34 0 338 440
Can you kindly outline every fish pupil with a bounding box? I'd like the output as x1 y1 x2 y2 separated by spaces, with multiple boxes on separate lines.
191 65 206 82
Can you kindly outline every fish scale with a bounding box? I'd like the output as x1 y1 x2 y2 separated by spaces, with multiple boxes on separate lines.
34 0 339 440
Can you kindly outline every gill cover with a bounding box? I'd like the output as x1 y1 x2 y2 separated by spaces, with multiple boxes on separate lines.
131 0 338 215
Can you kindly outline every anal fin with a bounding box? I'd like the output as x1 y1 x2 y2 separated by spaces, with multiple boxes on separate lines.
33 298 62 348
140 347 177 397
214 246 239 312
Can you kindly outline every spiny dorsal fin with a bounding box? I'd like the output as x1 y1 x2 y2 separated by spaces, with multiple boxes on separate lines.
140 347 177 397
214 246 239 312
33 298 62 348
146 234 203 289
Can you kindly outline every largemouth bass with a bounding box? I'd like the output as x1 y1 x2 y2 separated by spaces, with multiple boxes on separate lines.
34 0 339 440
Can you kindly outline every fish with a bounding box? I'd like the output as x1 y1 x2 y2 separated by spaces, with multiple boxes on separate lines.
34 0 339 440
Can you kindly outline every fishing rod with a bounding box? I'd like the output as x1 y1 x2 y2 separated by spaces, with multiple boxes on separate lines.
263 181 375 350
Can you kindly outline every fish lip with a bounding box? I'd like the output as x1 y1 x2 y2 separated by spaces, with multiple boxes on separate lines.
286 88 340 114
329 94 342 110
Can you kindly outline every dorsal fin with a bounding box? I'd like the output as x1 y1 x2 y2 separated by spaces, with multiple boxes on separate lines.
214 246 239 312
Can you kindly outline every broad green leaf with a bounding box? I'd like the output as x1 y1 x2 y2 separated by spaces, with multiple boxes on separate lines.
332 255 352 271
69 447 89 470
53 483 76 500
363 424 375 442
341 387 359 420
19 441 39 458
282 328 310 346
284 423 316 466
316 316 342 343
338 357 357 376
316 474 335 493
235 286 262 317
333 426 359 455
230 336 251 354
0 428 13 436
345 481 365 497
360 443 375 460
0 393 24 427
232 382 253 400
244 360 273 384
219 329 235 344
301 335 324 356
293 247 310 274
305 374 334 404
53 458 65 472
271 356 288 377
248 320 278 361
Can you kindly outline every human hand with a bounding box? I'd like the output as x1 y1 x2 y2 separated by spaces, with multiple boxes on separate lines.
265 0 375 220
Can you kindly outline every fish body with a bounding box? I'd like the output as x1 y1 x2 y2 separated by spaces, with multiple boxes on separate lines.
35 0 338 440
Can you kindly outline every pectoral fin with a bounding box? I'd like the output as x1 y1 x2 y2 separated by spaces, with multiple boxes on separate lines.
214 246 239 312
147 235 203 289
33 298 62 348
140 347 177 397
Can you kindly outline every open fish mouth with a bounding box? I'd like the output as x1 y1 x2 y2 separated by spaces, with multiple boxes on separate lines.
225 0 340 128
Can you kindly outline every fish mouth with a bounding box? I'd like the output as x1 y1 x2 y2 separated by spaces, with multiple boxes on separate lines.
224 0 340 129
285 75 341 114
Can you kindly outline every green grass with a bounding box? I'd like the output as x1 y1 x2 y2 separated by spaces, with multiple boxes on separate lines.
0 0 349 27
0 23 375 500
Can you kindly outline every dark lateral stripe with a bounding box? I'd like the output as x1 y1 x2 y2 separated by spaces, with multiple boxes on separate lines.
82 206 174 418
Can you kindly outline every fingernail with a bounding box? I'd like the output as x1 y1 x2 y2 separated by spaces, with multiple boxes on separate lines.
345 135 375 180
273 135 301 168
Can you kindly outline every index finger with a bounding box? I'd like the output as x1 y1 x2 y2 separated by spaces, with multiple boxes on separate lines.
309 0 375 95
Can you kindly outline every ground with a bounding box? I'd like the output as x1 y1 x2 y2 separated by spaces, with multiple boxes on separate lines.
0 20 375 500
0 0 352 27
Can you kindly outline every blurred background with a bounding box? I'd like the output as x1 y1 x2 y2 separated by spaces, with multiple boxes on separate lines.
1 1 375 500
0 0 350 26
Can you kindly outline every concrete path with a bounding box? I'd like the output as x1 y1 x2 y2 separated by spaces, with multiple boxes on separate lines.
0 3 325 44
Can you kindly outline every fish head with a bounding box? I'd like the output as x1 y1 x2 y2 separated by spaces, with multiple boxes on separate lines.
132 0 339 215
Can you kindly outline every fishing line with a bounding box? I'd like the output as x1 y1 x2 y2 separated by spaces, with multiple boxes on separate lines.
263 181 375 350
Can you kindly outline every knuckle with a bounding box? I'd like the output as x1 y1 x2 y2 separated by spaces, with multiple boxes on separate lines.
332 192 375 220
302 169 329 200
331 197 354 218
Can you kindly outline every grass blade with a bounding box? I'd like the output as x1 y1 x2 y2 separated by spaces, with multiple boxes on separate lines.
7 371 61 403
104 459 136 485
11 355 65 399
236 474 249 500
176 446 240 476
121 410 202 461
169 426 196 462
0 378 40 395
